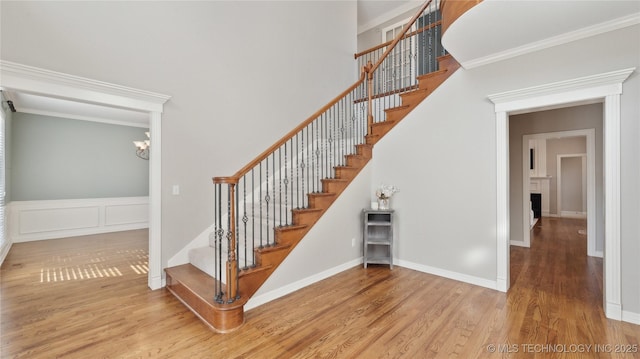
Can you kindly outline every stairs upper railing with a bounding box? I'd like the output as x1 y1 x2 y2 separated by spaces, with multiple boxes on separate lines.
356 0 444 133
211 0 442 305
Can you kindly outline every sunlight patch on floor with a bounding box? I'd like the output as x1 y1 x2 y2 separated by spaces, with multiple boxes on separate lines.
39 248 149 283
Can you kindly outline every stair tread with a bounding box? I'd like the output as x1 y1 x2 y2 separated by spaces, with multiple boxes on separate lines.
308 193 337 201
372 119 397 127
257 243 292 253
239 264 273 276
275 223 308 231
416 68 448 80
385 105 411 113
166 264 217 304
322 178 349 183
400 88 430 96
293 207 323 213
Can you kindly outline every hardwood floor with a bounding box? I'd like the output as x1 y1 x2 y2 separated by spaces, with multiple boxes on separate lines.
2 221 639 358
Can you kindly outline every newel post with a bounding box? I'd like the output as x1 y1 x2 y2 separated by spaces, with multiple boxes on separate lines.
364 61 374 136
213 176 240 303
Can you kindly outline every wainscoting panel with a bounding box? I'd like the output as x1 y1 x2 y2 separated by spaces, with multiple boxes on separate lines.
9 197 149 242
105 203 148 226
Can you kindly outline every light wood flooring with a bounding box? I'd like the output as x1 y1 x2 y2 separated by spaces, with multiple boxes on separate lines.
1 219 639 358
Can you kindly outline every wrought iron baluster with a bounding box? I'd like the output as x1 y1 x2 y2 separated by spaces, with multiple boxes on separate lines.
226 183 235 303
251 169 255 266
299 126 309 208
271 152 276 245
282 142 288 227
329 107 334 178
241 176 248 269
429 8 434 74
265 156 271 246
314 118 320 192
259 162 264 248
291 134 304 210
320 113 327 183
214 183 221 302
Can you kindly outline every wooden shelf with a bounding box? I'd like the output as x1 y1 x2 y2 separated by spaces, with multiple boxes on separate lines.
363 209 394 269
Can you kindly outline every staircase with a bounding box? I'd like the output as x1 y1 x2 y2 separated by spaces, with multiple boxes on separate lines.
165 0 460 332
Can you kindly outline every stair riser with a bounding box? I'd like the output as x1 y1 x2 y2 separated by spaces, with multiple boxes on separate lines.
292 210 323 226
334 167 359 180
371 122 395 137
437 54 458 69
418 73 447 91
322 180 349 194
400 91 430 106
355 144 373 158
307 194 336 209
385 108 412 123
346 155 369 168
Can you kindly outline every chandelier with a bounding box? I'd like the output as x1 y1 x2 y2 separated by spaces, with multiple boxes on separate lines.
133 132 150 160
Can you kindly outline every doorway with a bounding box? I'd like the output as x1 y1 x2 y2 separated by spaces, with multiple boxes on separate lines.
557 154 587 218
0 60 169 290
517 129 598 258
489 67 634 321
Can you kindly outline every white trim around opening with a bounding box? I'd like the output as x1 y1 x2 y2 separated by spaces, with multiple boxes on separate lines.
0 60 170 290
489 67 635 322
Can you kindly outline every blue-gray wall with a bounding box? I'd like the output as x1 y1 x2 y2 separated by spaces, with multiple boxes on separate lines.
10 113 149 200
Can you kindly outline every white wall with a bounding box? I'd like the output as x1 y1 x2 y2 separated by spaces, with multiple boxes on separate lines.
11 113 149 200
371 24 640 312
247 163 372 309
0 1 357 268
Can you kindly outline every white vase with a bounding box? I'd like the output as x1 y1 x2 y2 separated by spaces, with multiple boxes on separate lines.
377 197 390 210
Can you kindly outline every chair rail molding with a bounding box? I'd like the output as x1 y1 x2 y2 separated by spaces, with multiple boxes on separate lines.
0 60 171 290
489 67 635 322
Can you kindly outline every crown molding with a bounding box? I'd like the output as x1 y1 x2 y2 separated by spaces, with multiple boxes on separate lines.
0 60 170 112
463 12 640 69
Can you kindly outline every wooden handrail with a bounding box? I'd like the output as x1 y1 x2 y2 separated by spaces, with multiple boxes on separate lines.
354 21 442 60
211 71 367 182
368 0 435 78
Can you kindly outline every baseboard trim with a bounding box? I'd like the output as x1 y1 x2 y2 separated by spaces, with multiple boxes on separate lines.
396 259 499 291
590 250 604 258
148 275 163 290
622 310 640 325
245 258 362 311
606 302 623 321
0 240 12 266
560 211 587 219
